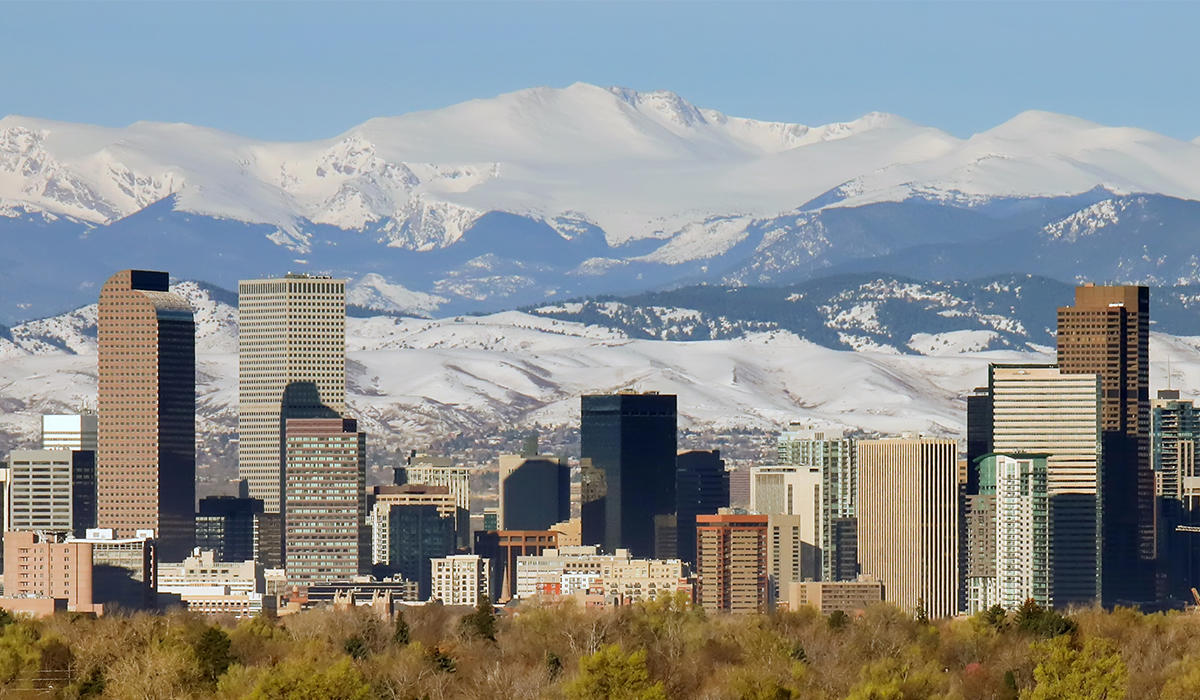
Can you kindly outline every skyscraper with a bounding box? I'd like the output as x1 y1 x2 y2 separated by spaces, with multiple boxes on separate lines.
580 393 677 557
990 364 1102 607
97 269 195 561
1057 283 1152 604
1152 390 1200 601
196 495 265 564
964 453 1050 613
283 418 368 586
238 275 346 514
675 450 729 566
399 455 472 549
777 425 858 581
857 438 959 619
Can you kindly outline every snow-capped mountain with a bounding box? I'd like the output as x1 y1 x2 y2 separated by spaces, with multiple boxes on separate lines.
5 83 1200 324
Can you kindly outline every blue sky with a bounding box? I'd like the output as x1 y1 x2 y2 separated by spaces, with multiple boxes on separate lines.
2 2 1197 142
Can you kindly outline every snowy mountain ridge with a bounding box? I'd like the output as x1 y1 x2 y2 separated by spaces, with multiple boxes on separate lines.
5 84 1200 251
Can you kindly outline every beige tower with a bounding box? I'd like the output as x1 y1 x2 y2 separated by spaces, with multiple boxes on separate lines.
990 364 1102 607
238 275 345 513
857 438 959 619
97 269 195 561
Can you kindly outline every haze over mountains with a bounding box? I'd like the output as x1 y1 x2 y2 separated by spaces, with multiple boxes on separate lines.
4 83 1200 323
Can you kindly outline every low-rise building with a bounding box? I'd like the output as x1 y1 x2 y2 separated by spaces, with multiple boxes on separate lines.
515 546 691 604
158 549 262 596
788 576 883 615
1 530 99 614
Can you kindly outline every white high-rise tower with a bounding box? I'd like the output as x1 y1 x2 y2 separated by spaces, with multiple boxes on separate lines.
238 274 346 513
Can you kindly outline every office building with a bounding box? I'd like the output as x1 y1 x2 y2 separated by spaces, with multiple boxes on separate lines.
777 425 858 581
253 513 284 569
750 465 822 594
857 438 959 619
195 495 265 564
370 484 457 574
238 275 346 514
97 269 195 561
990 364 1102 607
963 454 1050 614
158 548 262 596
675 450 729 566
399 455 472 548
653 513 678 560
76 528 157 611
498 453 569 531
42 414 98 451
431 554 490 606
373 488 457 599
6 449 96 536
788 576 883 614
965 388 993 494
284 418 369 586
474 530 559 600
1153 390 1200 601
580 393 677 558
305 578 421 607
1057 283 1152 604
696 514 768 614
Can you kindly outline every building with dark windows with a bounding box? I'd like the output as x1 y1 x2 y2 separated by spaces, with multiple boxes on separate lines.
1153 390 1200 602
498 452 570 532
196 495 265 564
966 387 993 495
1057 284 1152 605
97 269 195 561
283 418 369 586
385 499 456 599
675 450 729 566
580 392 678 558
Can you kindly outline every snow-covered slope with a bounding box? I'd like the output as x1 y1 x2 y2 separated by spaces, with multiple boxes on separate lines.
5 85 1200 249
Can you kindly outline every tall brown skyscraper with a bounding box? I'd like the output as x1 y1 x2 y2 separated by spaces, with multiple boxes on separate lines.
97 270 196 561
1057 283 1152 604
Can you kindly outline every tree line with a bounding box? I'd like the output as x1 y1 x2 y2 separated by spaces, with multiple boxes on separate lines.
2 594 1199 699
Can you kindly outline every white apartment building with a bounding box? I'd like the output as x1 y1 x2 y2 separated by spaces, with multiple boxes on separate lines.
238 275 346 513
41 414 98 451
514 546 688 603
776 425 857 582
431 554 490 606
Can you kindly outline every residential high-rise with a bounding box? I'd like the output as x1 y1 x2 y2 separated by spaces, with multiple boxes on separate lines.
1057 284 1152 604
1152 390 1200 601
238 275 346 514
777 425 858 581
964 453 1050 614
41 415 98 451
765 514 812 608
498 454 569 531
97 269 195 561
431 554 490 606
283 418 368 586
696 514 768 614
856 438 959 619
399 455 472 549
6 450 96 537
675 450 729 566
990 364 1102 607
580 393 677 557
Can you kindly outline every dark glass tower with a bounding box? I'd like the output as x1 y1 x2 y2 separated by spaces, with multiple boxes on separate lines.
580 393 677 557
196 495 265 563
675 450 729 566
965 387 993 496
1057 284 1152 605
